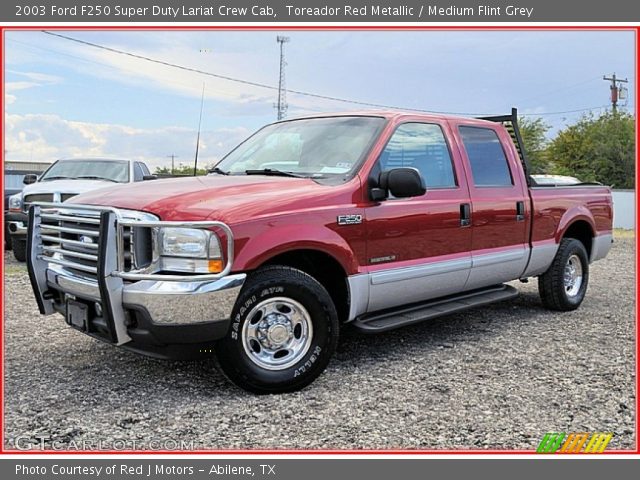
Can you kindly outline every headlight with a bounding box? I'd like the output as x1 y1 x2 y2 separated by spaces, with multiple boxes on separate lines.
157 227 223 273
8 194 22 212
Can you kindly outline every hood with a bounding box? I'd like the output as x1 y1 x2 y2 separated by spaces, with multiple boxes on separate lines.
23 178 121 197
67 175 346 223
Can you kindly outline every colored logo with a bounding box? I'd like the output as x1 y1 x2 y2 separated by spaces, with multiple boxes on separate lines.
536 432 613 453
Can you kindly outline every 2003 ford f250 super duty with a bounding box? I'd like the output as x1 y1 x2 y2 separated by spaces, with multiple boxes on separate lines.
26 109 613 393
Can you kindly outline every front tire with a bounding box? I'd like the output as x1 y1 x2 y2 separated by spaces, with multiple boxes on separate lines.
4 224 12 251
11 237 26 262
216 266 339 394
538 238 589 311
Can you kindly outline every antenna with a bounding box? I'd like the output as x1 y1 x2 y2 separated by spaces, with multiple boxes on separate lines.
193 83 205 176
275 36 290 121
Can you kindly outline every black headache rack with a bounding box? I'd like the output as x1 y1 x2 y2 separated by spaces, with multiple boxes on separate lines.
478 107 535 187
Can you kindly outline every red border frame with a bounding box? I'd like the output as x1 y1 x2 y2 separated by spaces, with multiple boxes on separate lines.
0 24 637 456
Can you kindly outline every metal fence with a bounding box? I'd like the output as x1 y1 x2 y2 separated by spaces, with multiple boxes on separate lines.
612 190 635 230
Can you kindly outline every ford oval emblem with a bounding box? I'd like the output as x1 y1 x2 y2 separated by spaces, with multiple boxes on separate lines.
79 235 94 244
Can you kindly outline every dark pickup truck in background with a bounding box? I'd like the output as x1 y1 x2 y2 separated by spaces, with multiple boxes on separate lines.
26 109 613 393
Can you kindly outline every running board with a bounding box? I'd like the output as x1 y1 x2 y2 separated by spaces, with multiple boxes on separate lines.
352 285 519 333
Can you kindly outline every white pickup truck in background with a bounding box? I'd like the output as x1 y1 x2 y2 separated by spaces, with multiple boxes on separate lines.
7 158 153 261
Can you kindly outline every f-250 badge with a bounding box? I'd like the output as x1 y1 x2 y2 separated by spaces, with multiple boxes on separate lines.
337 214 363 225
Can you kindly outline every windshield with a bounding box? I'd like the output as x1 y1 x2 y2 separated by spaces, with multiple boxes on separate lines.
214 116 386 178
41 160 130 183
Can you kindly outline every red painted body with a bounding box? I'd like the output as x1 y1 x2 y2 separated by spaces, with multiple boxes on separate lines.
70 112 613 276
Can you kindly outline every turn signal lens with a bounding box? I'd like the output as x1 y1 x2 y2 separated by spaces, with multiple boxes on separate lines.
208 259 223 273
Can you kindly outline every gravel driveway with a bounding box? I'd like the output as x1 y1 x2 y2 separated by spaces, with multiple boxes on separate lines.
3 236 636 451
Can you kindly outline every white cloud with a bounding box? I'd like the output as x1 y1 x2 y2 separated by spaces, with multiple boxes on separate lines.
4 113 251 170
4 70 63 106
7 70 63 83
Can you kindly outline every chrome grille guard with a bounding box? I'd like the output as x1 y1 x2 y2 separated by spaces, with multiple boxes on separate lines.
29 202 235 282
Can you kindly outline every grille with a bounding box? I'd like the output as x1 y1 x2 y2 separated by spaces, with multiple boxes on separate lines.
39 207 153 280
24 193 54 212
40 209 102 279
24 193 78 212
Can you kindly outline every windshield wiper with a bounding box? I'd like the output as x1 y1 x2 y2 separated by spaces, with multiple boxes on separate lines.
41 175 69 181
244 168 305 178
75 175 118 182
209 167 229 176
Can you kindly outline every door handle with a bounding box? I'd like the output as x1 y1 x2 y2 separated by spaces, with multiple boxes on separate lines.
460 203 471 227
516 201 525 221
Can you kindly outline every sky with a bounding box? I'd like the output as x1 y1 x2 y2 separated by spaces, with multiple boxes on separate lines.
3 30 636 170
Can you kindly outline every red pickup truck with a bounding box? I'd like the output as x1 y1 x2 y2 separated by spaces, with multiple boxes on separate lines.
27 109 613 393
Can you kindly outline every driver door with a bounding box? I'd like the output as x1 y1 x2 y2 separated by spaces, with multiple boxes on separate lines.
364 121 473 312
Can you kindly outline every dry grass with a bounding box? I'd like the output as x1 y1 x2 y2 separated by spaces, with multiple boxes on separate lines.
614 228 635 239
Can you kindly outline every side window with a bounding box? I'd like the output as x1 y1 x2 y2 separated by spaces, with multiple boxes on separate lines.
133 162 144 182
139 162 151 177
459 126 513 187
378 123 456 189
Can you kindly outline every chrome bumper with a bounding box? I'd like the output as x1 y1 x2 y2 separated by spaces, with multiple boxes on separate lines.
8 220 27 235
45 264 245 326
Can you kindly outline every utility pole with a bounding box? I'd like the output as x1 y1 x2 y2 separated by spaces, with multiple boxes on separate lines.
275 36 290 121
603 73 628 113
166 154 178 175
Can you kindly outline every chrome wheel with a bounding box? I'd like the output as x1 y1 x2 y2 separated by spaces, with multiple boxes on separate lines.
564 254 583 297
241 297 313 370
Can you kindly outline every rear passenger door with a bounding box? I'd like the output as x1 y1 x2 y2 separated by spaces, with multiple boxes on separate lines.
452 123 529 290
364 121 473 312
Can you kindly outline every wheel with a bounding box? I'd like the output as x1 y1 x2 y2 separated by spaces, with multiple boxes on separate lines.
11 237 26 262
215 266 339 394
538 238 589 311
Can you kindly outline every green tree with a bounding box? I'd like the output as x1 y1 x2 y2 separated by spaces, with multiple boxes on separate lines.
155 163 210 176
519 117 551 174
547 111 635 188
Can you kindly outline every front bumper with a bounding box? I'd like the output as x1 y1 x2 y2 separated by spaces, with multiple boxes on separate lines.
27 203 244 359
6 211 28 237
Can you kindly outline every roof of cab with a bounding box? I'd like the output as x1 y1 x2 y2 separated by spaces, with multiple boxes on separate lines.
280 110 498 126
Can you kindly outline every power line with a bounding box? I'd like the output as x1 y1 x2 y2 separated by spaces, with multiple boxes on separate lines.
517 76 601 106
37 31 489 115
41 31 616 119
521 105 611 116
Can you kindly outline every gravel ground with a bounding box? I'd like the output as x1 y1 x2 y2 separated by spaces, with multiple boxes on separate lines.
3 237 636 451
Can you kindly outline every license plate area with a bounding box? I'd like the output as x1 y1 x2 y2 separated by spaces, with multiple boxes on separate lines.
66 299 88 331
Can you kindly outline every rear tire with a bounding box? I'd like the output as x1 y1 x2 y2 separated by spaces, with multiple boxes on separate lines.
11 237 26 262
538 238 589 311
215 266 339 394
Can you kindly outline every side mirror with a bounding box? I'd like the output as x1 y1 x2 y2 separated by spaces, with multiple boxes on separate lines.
142 175 158 181
23 174 38 185
375 167 426 200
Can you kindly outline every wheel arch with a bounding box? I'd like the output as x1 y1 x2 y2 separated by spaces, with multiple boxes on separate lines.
255 248 352 323
558 218 595 258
